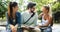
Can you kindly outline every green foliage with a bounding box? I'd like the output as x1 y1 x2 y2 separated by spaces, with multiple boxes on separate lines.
29 0 54 14
0 0 9 19
52 2 60 12
29 0 60 13
0 0 60 22
29 0 60 23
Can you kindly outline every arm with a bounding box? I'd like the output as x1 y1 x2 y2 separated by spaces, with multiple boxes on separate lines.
6 12 16 31
6 12 14 28
34 13 38 26
15 12 21 28
21 12 25 27
38 13 43 18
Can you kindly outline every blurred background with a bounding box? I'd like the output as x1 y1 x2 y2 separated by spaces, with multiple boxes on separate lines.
0 0 60 32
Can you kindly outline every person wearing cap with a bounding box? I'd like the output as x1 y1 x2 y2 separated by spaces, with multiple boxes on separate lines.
21 2 40 32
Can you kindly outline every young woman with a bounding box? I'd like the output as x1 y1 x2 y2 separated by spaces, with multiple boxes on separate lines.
6 2 21 32
38 6 53 32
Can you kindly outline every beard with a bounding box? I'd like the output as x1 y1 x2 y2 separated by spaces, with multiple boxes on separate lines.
30 10 35 13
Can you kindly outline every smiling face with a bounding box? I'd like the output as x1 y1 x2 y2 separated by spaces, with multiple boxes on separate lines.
41 6 49 14
30 6 36 13
27 2 36 13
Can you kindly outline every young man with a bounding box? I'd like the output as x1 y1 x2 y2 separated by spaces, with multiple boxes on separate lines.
21 2 40 32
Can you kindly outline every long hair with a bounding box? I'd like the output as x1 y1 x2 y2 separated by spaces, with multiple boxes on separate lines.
43 5 53 26
8 2 18 18
43 5 52 17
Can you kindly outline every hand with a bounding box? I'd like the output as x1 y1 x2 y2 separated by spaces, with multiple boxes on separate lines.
40 13 43 16
22 26 29 30
38 13 43 18
36 25 41 28
10 26 17 32
29 26 34 29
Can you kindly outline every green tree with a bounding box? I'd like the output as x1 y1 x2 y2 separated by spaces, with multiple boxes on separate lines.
0 0 9 19
29 0 60 23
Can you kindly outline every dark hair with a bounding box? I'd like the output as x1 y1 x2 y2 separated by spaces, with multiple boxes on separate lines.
43 6 50 12
27 2 36 9
8 2 18 18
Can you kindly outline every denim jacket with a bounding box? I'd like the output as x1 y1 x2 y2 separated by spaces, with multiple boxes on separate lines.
6 12 21 30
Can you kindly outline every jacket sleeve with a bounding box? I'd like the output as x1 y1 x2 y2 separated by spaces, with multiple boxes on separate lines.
16 12 21 28
6 12 11 29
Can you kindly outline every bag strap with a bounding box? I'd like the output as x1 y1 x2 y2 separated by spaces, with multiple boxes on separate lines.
23 12 35 24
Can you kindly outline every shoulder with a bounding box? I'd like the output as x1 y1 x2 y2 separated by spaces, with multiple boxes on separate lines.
16 12 21 14
49 15 52 19
48 15 53 21
35 12 38 16
21 11 27 15
16 12 21 17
